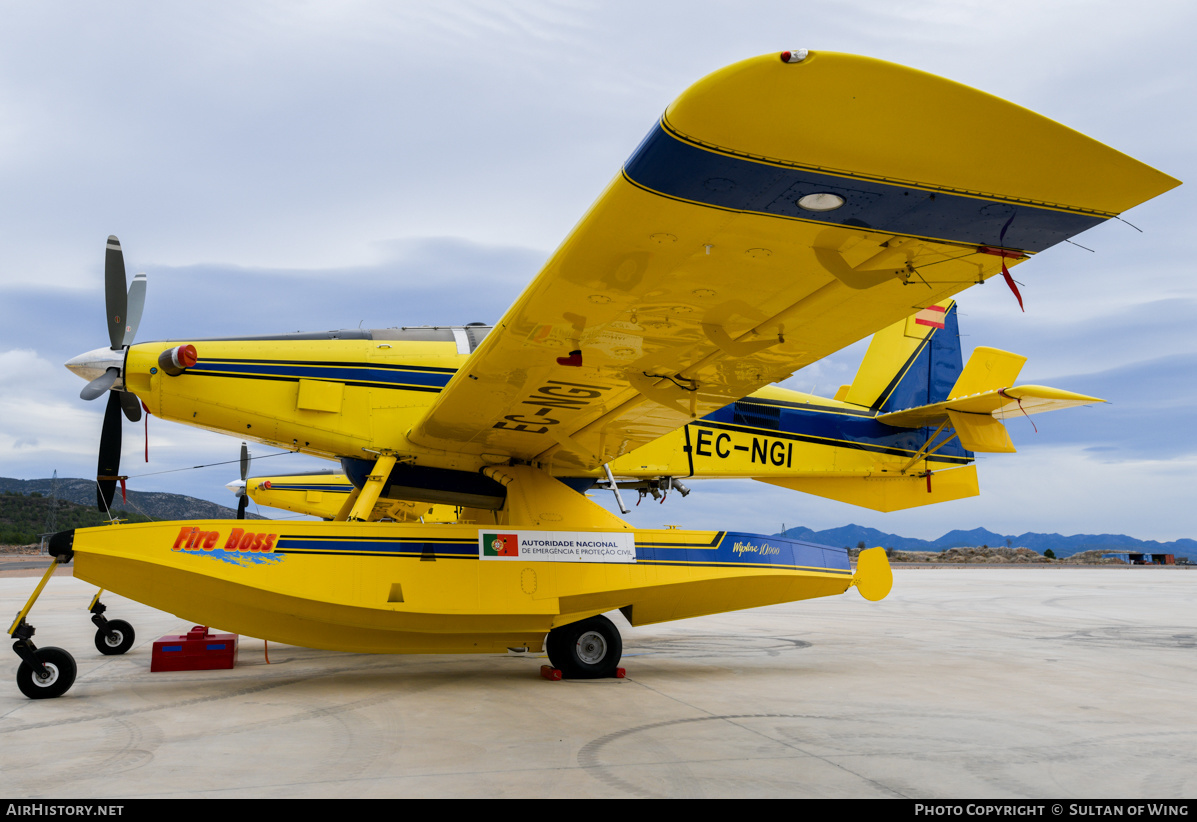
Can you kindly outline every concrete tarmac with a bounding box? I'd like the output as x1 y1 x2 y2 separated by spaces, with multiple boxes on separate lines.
0 568 1193 799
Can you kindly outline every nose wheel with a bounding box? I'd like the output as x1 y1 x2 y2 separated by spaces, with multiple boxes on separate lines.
90 597 135 656
545 614 623 679
94 619 135 656
15 646 77 700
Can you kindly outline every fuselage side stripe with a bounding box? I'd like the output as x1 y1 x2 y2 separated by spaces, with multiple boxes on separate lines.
189 360 454 388
692 419 971 463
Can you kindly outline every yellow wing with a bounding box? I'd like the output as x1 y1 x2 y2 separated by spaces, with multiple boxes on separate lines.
409 51 1176 472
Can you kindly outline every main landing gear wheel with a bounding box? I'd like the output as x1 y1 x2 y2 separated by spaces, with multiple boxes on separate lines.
94 619 135 656
545 614 623 679
15 647 77 699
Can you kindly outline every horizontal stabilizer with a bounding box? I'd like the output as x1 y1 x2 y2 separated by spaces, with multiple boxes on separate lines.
877 384 1105 431
875 343 1103 450
756 465 979 512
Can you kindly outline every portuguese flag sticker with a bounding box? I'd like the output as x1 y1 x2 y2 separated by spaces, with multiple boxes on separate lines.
482 533 519 557
478 530 636 563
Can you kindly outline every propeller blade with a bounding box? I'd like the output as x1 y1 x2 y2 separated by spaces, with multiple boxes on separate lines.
237 494 248 520
96 391 123 513
240 442 249 482
118 390 142 422
80 368 119 401
105 236 129 351
122 272 146 346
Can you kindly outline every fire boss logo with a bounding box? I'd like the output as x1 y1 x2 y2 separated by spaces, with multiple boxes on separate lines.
172 526 278 553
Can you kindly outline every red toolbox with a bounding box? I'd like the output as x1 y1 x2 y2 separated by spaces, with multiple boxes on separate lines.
151 626 238 672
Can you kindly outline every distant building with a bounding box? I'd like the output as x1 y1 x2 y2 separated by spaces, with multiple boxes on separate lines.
1104 551 1176 565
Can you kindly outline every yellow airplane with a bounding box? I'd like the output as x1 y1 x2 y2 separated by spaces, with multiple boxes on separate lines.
10 50 1178 698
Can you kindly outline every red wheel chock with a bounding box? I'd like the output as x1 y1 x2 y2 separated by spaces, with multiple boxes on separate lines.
539 665 626 680
151 625 238 672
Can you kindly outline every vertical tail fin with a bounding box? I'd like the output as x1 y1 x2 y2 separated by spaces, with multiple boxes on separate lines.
841 300 963 412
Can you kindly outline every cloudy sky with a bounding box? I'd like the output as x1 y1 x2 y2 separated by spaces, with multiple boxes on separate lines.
1 1 1192 541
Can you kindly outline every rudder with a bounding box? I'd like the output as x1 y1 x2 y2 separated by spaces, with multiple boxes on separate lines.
841 300 963 412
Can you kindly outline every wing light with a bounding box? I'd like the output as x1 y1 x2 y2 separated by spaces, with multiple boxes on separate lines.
780 49 809 63
797 192 845 212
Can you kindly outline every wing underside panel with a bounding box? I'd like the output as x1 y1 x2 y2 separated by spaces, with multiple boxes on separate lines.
409 52 1175 473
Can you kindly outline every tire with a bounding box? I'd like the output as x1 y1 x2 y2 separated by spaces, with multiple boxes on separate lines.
16 647 77 699
545 614 622 679
95 619 135 656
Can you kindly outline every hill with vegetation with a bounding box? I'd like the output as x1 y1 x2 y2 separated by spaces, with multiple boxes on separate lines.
0 490 153 546
0 477 258 546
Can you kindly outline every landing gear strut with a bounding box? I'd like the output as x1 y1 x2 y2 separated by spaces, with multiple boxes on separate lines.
8 554 79 699
545 614 623 679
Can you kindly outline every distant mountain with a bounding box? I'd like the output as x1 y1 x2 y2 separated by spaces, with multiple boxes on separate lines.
778 523 1195 559
0 477 259 527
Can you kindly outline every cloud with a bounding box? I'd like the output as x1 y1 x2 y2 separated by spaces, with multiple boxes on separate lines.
1009 353 1197 460
1 236 542 352
0 350 108 476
